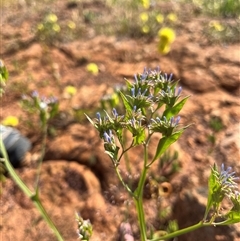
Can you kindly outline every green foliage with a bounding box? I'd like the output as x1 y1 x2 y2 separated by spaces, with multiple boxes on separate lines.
106 0 178 46
204 163 240 225
76 213 93 241
90 68 188 166
0 60 9 97
203 19 240 44
191 0 240 17
209 116 224 132
152 131 184 163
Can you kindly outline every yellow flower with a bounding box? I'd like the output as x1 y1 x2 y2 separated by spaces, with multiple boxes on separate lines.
140 12 149 23
63 85 77 98
2 116 19 127
141 0 150 9
46 13 58 23
86 63 99 75
209 21 224 32
158 43 171 55
111 93 119 107
156 14 164 23
68 21 76 29
167 13 178 22
158 27 176 44
141 25 150 34
52 23 61 32
158 28 176 54
37 23 44 31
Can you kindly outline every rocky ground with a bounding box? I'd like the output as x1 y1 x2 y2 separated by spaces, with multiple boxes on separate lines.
0 1 239 241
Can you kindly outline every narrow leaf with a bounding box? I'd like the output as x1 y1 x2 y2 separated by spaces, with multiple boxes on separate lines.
203 166 216 221
163 96 189 119
119 91 132 114
217 211 240 225
133 129 145 145
85 114 95 126
152 130 183 162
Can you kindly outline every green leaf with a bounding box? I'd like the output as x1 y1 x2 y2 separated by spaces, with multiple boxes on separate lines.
119 91 132 114
133 129 145 145
105 146 120 164
104 110 114 124
116 128 124 146
163 96 189 119
217 210 240 225
0 65 9 82
85 114 96 126
49 103 59 119
203 164 225 221
203 165 216 220
105 150 114 159
152 130 184 162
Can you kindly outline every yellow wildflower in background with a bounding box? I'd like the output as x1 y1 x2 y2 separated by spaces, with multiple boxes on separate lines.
141 25 150 34
86 63 99 75
46 13 58 23
63 85 77 99
167 13 178 22
52 23 61 32
156 14 164 23
2 116 19 127
209 21 224 31
140 12 149 23
111 93 119 107
37 23 44 31
158 27 176 54
68 21 76 29
141 0 150 9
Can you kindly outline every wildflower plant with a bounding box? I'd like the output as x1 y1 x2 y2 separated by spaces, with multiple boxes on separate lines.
76 213 93 241
0 64 64 240
204 163 240 225
87 67 240 240
36 13 61 45
87 67 189 240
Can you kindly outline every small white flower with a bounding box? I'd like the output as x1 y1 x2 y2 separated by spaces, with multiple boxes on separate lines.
39 102 47 109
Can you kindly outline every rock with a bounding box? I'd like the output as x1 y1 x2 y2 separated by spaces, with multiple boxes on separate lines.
45 123 118 187
210 63 240 91
219 124 240 177
181 67 218 92
21 43 42 60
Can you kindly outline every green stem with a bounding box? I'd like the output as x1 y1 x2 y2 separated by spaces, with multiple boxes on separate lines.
150 221 211 241
123 130 132 175
134 143 149 241
134 196 147 241
34 123 47 191
0 139 64 241
114 164 135 198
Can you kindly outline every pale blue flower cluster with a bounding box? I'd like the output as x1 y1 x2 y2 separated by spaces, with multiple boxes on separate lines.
218 163 239 198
